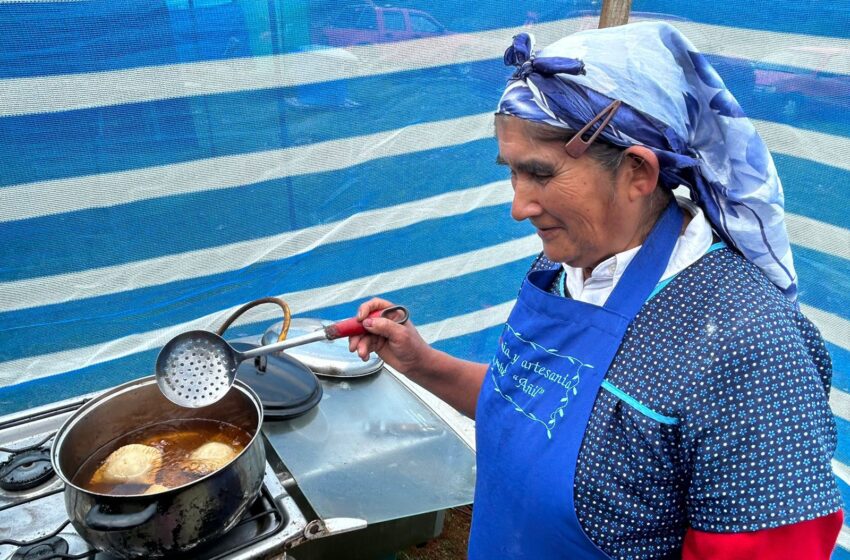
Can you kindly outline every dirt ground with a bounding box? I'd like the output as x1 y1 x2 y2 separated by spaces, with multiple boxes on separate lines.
396 506 472 560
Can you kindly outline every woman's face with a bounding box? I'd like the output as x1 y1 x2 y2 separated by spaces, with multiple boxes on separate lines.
496 115 631 270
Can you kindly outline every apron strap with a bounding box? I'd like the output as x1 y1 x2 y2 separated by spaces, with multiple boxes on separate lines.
603 199 684 318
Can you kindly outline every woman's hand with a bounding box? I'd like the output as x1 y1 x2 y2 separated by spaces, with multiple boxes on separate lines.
349 297 488 418
348 297 433 376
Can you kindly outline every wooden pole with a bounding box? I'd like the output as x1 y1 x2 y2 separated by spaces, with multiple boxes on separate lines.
598 0 632 28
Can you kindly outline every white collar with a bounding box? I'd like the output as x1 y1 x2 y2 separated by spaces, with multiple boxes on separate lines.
563 198 712 306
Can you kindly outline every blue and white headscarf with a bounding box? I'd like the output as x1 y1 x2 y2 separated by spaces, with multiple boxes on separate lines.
497 22 798 300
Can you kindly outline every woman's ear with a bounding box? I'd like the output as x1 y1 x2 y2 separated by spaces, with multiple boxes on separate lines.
622 145 660 201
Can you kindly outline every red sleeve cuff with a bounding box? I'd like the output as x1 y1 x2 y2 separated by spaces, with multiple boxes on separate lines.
682 510 844 560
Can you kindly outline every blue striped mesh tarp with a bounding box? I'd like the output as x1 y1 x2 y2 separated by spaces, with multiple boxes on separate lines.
1 0 848 553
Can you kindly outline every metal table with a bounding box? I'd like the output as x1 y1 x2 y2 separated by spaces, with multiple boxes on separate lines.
263 368 476 525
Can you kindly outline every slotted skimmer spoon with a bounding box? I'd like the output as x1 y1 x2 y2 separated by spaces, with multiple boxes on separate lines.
156 305 409 408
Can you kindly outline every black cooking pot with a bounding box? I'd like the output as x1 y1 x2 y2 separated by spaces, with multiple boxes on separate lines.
51 376 265 559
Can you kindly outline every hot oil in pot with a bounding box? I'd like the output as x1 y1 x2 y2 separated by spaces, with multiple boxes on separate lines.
71 418 252 496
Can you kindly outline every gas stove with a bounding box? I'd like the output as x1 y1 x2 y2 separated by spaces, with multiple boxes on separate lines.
0 362 476 560
0 397 317 560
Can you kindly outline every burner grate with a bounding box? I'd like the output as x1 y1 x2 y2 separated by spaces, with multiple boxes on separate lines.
0 447 54 491
1 485 287 560
2 521 94 560
11 535 69 560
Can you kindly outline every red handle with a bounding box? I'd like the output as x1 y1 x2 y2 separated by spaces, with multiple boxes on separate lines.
324 305 409 339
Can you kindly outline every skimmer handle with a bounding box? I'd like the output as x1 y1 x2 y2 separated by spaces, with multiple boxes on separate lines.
325 305 409 339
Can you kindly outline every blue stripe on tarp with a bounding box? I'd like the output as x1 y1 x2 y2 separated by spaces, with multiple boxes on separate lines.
796 247 850 321
0 203 528 361
0 138 503 282
0 256 529 414
0 1 254 79
0 62 507 187
779 155 850 230
834 544 850 560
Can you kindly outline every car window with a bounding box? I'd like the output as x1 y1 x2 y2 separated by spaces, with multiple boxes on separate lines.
383 10 405 31
410 13 442 33
355 8 378 30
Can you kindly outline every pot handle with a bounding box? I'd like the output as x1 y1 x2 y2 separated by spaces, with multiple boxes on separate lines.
85 502 157 531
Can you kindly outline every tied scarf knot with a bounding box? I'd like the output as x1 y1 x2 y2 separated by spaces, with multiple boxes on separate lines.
504 32 586 80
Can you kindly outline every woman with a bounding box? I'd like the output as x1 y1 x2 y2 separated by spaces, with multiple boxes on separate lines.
349 22 842 559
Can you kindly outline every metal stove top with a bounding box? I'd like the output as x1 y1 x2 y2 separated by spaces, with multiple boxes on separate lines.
0 397 311 560
0 361 476 560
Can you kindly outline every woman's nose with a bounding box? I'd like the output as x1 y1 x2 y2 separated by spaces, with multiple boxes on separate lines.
510 180 541 222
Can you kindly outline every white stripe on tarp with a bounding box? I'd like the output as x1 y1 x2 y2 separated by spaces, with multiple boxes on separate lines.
0 113 495 223
3 111 850 229
2 16 849 117
838 524 850 553
0 235 540 387
0 179 513 313
787 214 850 262
673 21 850 74
418 300 515 345
831 386 850 424
753 119 850 173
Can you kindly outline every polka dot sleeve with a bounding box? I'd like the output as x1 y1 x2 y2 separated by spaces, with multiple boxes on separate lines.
681 289 842 531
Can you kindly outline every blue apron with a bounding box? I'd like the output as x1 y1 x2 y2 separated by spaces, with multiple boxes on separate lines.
469 201 684 559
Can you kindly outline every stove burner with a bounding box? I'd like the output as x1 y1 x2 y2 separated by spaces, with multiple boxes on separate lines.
11 536 69 560
0 448 54 491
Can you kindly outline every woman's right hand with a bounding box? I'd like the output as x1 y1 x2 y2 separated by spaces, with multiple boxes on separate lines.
348 298 432 377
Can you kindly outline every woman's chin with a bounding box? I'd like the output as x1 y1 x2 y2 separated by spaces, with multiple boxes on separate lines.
541 245 571 265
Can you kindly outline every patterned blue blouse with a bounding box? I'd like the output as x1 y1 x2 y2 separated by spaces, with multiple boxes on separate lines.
529 246 842 559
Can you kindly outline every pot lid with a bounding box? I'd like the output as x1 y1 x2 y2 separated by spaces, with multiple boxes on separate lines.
230 341 322 420
261 318 383 378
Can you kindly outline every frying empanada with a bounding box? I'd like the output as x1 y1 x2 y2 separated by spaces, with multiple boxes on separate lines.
182 442 237 475
90 444 163 486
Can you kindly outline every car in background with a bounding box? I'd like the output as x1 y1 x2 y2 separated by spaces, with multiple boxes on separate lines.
318 3 450 47
752 46 850 117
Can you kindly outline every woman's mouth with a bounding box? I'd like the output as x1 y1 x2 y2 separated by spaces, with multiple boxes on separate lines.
536 226 559 241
